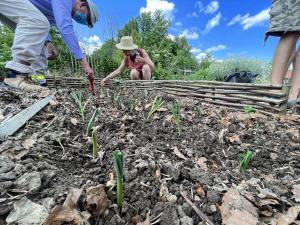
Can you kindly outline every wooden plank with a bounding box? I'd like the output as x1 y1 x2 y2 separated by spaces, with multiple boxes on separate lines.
0 95 54 137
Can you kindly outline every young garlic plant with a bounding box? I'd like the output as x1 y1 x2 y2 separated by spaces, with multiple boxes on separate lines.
92 128 97 158
147 96 164 119
169 102 182 136
112 150 124 210
70 90 89 123
86 109 99 136
239 149 254 172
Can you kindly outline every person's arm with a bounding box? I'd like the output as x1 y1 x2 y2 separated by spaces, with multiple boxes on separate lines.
137 49 155 71
51 0 94 78
101 60 126 85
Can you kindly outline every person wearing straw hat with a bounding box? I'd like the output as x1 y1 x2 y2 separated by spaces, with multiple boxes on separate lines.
101 36 155 85
0 0 99 91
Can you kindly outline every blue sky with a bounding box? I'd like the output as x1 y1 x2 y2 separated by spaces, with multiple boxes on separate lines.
75 0 278 62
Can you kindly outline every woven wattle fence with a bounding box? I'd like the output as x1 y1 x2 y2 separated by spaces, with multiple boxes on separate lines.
47 77 291 114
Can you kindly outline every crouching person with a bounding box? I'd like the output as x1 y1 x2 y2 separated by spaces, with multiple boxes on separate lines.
101 36 154 85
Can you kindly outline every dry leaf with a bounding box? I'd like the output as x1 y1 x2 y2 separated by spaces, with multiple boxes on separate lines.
3 149 29 160
277 206 300 225
84 185 108 216
195 184 206 198
157 107 168 112
211 160 218 174
106 172 116 188
181 111 195 122
221 117 230 128
144 103 151 110
165 115 173 123
292 184 300 202
22 138 36 150
220 187 259 225
228 134 241 144
172 146 187 160
155 164 161 180
159 183 170 202
195 157 208 171
287 128 300 141
70 118 78 126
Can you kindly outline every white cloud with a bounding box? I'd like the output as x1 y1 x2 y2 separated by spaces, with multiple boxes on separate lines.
82 35 102 54
167 34 175 40
227 8 270 30
190 48 202 54
196 52 209 61
179 29 199 40
195 1 204 11
206 44 226 52
187 12 199 18
204 12 221 33
204 1 219 14
140 0 175 19
175 22 182 26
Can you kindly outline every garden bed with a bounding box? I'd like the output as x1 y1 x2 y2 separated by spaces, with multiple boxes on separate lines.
0 86 299 225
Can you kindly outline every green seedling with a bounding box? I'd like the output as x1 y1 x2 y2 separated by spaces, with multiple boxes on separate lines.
92 128 97 158
147 96 164 119
169 102 182 135
195 105 202 117
112 150 124 210
86 109 99 136
244 105 256 114
129 99 138 112
239 149 254 172
70 90 89 123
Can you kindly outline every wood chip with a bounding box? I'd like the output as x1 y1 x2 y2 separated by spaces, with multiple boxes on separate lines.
172 146 187 160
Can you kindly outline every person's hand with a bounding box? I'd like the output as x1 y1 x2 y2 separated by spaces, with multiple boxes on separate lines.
101 77 109 86
47 42 58 60
83 64 94 80
135 56 145 63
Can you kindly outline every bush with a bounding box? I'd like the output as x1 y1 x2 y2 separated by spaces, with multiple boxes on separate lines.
209 57 272 82
186 68 211 81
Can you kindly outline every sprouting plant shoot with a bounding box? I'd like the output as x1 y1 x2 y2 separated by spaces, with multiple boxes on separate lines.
195 105 202 117
169 102 182 135
92 128 97 158
86 109 98 136
112 150 124 210
147 96 164 119
129 99 138 112
244 105 256 114
70 90 89 123
239 149 254 172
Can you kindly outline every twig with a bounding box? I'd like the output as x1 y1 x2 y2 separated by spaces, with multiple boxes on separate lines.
56 139 65 155
180 190 215 225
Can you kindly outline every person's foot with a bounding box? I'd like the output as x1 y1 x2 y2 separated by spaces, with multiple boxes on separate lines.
4 75 45 92
287 99 300 109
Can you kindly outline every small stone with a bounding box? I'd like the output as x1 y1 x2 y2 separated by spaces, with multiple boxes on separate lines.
180 216 194 225
270 153 278 160
210 205 217 213
110 214 125 225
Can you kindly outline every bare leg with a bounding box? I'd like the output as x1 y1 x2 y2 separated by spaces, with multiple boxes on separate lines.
130 69 140 80
271 32 300 86
142 64 151 80
289 47 300 100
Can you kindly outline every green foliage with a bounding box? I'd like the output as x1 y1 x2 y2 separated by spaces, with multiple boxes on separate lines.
70 90 88 123
194 105 202 117
209 57 272 82
92 128 97 158
112 150 124 210
147 96 164 119
239 149 254 172
244 105 256 114
169 102 182 135
0 25 13 77
86 109 99 136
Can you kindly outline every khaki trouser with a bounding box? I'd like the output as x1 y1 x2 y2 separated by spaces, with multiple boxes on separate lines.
0 0 50 75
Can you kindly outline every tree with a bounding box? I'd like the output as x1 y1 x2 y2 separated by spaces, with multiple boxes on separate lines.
0 25 13 76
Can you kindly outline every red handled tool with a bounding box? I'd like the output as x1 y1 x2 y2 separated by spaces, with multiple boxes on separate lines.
88 77 95 96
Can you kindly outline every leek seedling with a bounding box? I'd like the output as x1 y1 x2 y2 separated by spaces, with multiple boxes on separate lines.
239 149 254 172
244 105 256 114
195 105 202 117
112 150 124 210
169 102 182 135
70 90 89 123
147 96 164 119
86 109 98 136
92 128 97 158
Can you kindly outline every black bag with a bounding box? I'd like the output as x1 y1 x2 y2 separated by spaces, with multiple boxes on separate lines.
224 71 258 83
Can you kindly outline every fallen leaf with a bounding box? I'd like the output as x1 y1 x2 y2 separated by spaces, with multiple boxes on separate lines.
70 118 78 126
165 115 173 123
228 134 241 144
84 185 108 216
155 164 161 180
220 117 230 128
181 110 195 122
277 205 300 225
144 103 151 110
22 138 36 150
220 187 259 225
172 146 187 160
195 157 208 171
211 160 218 174
3 149 29 160
195 184 206 198
292 184 300 203
286 128 300 141
157 107 168 112
106 172 116 188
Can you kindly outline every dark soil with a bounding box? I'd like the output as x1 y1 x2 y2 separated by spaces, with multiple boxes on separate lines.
0 85 299 225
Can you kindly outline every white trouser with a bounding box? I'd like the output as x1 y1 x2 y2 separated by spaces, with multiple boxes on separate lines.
0 0 50 74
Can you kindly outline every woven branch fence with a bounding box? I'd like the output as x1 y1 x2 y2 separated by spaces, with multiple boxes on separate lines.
47 77 291 115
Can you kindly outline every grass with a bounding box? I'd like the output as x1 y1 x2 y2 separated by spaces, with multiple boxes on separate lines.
112 150 124 210
92 128 97 158
244 105 256 114
169 102 182 135
239 149 254 172
194 104 202 117
147 96 164 119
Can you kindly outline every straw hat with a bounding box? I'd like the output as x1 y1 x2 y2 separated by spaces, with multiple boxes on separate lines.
116 36 138 50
